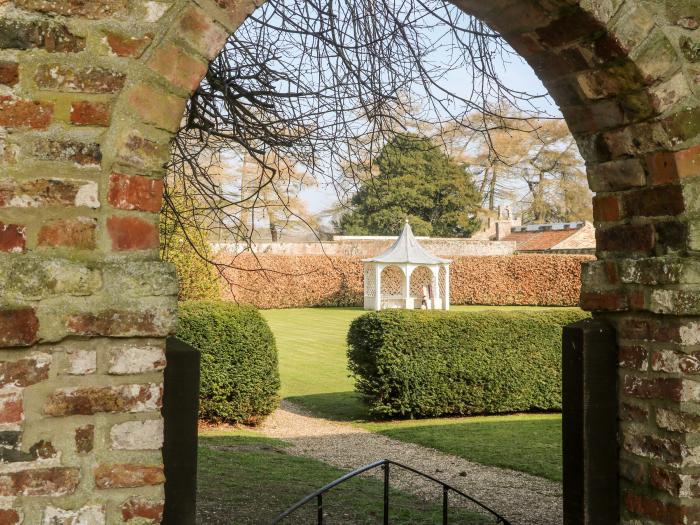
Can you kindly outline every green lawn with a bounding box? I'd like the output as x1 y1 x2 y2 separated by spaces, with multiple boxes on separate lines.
198 432 495 524
259 306 569 481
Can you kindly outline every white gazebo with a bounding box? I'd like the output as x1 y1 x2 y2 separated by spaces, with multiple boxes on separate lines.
362 221 451 311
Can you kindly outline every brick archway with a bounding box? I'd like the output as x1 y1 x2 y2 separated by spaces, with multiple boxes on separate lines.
0 0 698 522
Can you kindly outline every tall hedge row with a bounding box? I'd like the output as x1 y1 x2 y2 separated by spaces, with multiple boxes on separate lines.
177 301 280 424
347 309 589 418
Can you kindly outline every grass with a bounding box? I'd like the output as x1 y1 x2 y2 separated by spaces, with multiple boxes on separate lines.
259 306 569 481
362 414 562 481
197 432 496 524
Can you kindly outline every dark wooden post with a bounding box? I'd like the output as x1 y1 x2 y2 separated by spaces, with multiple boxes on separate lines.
163 337 201 524
562 318 618 525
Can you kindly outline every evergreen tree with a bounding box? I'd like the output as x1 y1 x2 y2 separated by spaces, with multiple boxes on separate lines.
337 134 481 237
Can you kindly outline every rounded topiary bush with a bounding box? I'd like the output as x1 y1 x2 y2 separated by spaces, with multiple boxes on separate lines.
177 301 280 424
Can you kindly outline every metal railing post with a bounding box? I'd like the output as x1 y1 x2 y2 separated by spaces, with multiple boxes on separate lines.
442 486 448 525
317 494 323 525
383 463 390 525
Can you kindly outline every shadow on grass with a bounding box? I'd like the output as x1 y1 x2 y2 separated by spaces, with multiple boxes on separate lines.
284 391 370 422
366 416 562 481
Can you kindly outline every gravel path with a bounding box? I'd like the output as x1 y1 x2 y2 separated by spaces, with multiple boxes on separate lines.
258 401 562 525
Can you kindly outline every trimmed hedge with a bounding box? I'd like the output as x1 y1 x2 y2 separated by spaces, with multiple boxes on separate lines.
177 301 280 424
347 309 589 418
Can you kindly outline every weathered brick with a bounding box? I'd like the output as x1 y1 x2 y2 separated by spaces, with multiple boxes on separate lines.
42 506 105 524
16 0 129 18
108 344 165 375
75 424 94 454
35 65 126 94
0 19 85 53
114 131 169 171
650 289 700 315
121 498 164 523
148 43 208 92
647 144 700 185
0 97 53 130
623 432 685 465
0 308 38 347
0 393 23 424
33 140 101 166
0 467 80 497
44 384 162 416
655 221 687 252
66 309 173 337
178 6 230 60
592 194 620 222
70 101 111 126
0 62 19 87
624 491 685 524
535 10 603 49
580 290 627 311
657 408 700 433
0 179 99 209
561 100 625 134
0 509 19 524
105 32 153 57
649 466 682 497
620 401 649 423
0 223 25 253
110 419 163 450
587 158 647 192
622 185 685 218
623 374 682 401
597 223 654 252
0 354 50 389
108 173 163 213
65 349 96 375
620 458 647 484
38 217 97 249
107 216 158 251
94 464 164 489
128 84 186 132
619 346 648 370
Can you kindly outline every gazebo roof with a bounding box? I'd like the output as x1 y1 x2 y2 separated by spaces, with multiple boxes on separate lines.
363 221 450 265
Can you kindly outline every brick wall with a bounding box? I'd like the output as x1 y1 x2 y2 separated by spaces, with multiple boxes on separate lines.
1 0 699 522
219 254 593 308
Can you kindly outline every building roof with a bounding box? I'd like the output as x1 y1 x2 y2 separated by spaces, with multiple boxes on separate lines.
363 221 450 265
502 221 595 251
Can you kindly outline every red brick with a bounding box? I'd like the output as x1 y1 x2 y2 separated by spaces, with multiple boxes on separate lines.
620 402 649 423
94 464 165 489
35 64 126 94
148 43 208 92
106 32 153 57
127 84 185 132
66 310 168 337
622 185 685 218
75 424 94 454
107 216 158 251
624 491 683 524
38 217 97 249
650 467 682 497
121 498 164 523
623 433 685 466
0 393 23 424
70 101 111 126
0 97 53 130
623 374 682 401
0 356 50 389
44 384 162 416
108 173 163 212
597 223 655 252
178 6 229 60
580 290 626 311
0 62 19 86
0 509 20 525
0 223 25 253
647 145 700 185
619 346 648 370
0 308 38 347
592 194 620 222
0 467 80 497
628 289 646 311
604 261 619 284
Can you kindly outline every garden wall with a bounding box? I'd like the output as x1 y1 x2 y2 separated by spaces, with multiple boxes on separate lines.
219 254 594 308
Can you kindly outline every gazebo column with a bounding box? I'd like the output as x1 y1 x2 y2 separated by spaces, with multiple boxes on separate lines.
443 264 450 311
403 264 413 309
431 266 441 310
374 263 383 311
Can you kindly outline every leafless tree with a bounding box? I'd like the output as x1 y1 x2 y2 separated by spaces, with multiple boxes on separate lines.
163 0 556 285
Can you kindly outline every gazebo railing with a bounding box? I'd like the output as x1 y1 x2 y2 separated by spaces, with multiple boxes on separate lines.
271 459 512 524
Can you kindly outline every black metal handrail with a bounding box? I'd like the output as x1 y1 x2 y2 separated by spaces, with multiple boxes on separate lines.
271 458 512 524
